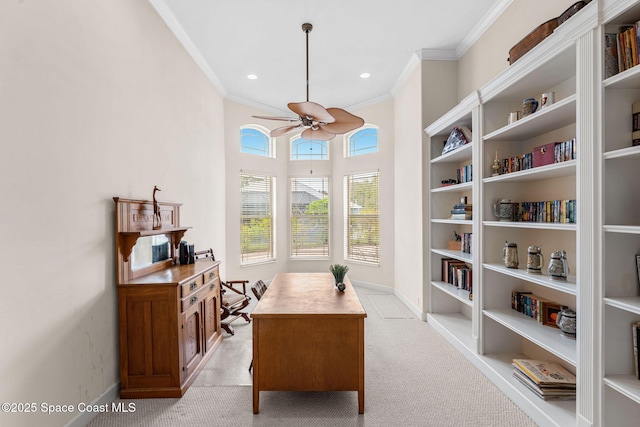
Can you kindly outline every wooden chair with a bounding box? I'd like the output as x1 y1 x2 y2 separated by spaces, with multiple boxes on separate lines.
251 279 269 301
248 279 268 371
220 280 251 335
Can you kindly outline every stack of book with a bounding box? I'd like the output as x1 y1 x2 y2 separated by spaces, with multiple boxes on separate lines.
512 359 576 401
450 203 472 220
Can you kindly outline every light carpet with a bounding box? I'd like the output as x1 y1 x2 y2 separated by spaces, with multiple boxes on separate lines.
88 287 537 427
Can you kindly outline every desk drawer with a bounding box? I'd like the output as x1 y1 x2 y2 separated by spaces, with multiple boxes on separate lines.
180 275 204 298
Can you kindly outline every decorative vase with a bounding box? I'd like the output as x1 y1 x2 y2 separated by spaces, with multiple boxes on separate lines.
333 277 346 292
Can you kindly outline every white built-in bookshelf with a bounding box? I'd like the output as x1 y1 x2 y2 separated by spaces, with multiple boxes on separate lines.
424 1 640 425
601 1 640 424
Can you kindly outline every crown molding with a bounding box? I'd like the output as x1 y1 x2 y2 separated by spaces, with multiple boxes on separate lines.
455 0 514 58
416 49 458 61
149 0 227 97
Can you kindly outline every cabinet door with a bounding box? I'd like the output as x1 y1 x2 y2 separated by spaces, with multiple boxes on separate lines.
203 280 222 352
181 301 203 381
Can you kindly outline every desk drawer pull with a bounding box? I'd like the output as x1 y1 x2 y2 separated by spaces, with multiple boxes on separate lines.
189 281 198 291
209 271 216 280
210 283 215 291
190 296 198 306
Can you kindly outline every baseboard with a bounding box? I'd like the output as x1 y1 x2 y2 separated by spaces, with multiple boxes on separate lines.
350 279 394 294
65 382 119 427
392 289 424 320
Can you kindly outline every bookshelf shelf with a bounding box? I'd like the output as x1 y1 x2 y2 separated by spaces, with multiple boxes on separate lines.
482 221 577 231
479 353 577 427
483 308 577 366
603 375 640 405
426 312 475 353
483 94 576 141
431 143 473 164
603 297 640 315
484 263 577 295
432 281 472 307
482 160 576 184
431 248 473 264
431 182 472 193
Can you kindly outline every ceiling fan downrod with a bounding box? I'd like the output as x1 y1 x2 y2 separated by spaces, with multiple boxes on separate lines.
302 23 312 103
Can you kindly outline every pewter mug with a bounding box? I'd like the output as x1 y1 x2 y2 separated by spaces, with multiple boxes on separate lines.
556 307 576 338
548 250 569 280
493 198 512 222
503 241 519 269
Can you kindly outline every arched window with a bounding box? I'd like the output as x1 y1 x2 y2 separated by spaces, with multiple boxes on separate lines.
240 125 274 158
290 136 328 160
345 125 378 157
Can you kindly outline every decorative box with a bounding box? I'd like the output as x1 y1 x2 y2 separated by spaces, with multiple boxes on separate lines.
532 143 557 168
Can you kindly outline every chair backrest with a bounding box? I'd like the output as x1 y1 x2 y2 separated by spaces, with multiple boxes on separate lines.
251 280 268 300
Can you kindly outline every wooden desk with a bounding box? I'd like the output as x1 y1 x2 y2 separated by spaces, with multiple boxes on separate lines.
251 273 367 414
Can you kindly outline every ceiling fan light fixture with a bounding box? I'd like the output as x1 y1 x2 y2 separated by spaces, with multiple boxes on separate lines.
252 22 364 141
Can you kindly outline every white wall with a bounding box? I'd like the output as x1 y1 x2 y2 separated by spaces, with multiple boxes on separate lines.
457 0 579 100
222 98 395 288
0 1 225 426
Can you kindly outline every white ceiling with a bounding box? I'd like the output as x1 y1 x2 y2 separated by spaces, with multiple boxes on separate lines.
151 0 510 115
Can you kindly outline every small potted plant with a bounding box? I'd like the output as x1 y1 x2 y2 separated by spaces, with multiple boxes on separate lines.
329 264 349 292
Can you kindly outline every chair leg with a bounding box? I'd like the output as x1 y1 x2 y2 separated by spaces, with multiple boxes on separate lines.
240 313 251 323
222 323 234 335
249 359 253 372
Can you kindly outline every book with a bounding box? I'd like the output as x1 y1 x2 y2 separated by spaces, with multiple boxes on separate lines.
450 213 472 220
512 369 576 401
512 359 576 386
604 33 619 79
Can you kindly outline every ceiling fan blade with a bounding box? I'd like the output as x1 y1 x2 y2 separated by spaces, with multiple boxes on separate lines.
288 102 335 123
271 124 302 137
301 127 336 141
320 108 365 134
252 115 299 122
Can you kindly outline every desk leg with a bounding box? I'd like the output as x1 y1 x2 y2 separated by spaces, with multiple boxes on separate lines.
358 317 365 414
252 319 259 414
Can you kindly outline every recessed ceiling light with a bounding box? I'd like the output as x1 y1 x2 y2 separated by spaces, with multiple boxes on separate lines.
360 73 371 79
247 74 258 80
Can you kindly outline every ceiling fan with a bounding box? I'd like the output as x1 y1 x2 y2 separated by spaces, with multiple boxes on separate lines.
253 23 365 141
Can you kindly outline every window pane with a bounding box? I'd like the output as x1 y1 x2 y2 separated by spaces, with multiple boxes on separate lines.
290 177 329 258
240 127 271 157
348 127 378 157
241 173 275 264
345 172 379 264
291 138 327 160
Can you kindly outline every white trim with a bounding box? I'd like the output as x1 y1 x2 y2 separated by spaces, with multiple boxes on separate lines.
416 49 458 61
65 382 119 427
455 0 514 58
148 0 226 97
390 52 421 96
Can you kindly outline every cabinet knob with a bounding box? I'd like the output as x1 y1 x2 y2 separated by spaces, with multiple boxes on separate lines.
190 281 197 291
190 296 198 305
210 283 215 291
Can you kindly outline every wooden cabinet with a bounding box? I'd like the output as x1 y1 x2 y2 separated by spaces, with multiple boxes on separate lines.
114 197 223 398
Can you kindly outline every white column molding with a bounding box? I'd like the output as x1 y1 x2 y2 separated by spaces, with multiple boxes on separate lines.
576 26 602 427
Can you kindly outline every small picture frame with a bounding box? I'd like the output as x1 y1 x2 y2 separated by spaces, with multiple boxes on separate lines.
543 303 562 328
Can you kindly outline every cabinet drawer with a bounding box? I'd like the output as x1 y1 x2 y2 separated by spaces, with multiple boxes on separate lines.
204 267 219 284
180 275 204 298
181 284 210 312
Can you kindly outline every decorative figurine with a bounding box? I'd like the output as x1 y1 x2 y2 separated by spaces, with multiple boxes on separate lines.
152 185 162 230
492 151 501 176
